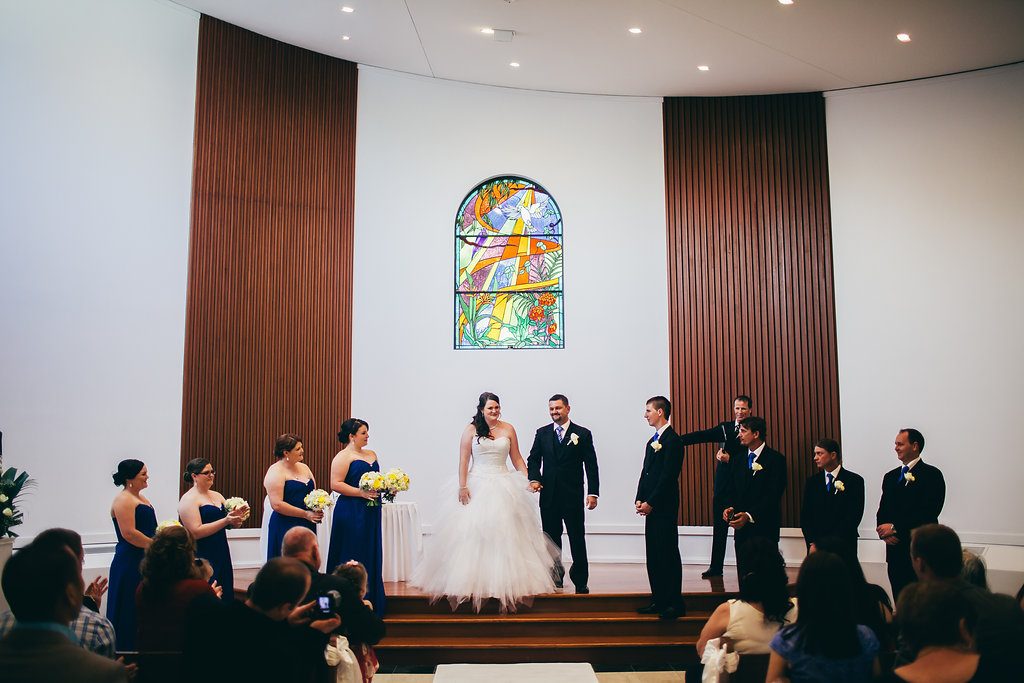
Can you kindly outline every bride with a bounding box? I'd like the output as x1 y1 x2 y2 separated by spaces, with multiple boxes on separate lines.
413 392 559 611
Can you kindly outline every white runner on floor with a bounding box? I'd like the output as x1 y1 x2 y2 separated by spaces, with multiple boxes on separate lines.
433 663 597 683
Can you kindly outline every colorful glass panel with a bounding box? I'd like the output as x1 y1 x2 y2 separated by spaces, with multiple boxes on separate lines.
455 177 563 349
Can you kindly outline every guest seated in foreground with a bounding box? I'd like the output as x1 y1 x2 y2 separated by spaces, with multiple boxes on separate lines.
281 527 386 646
0 528 117 659
959 550 987 591
767 551 880 683
696 537 796 655
334 561 380 682
135 525 218 651
879 580 1010 682
184 557 339 680
813 535 894 652
0 541 128 682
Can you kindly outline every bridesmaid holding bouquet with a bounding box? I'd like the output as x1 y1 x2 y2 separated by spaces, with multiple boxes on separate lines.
263 434 322 561
327 419 387 616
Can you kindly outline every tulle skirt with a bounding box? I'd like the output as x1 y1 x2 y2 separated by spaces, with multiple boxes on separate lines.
412 468 559 612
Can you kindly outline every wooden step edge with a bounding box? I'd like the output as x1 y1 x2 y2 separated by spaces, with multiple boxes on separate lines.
378 638 699 648
385 614 710 624
388 592 735 600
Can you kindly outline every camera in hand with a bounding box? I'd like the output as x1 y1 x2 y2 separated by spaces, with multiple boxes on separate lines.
316 589 342 616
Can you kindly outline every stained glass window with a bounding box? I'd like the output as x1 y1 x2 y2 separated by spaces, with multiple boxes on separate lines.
455 176 563 349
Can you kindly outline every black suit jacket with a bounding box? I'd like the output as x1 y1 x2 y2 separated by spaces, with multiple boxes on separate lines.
876 460 945 540
800 466 865 545
679 420 744 499
728 446 787 539
527 422 599 508
634 426 685 518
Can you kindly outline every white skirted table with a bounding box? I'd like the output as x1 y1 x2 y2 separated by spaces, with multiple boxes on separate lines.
381 501 422 582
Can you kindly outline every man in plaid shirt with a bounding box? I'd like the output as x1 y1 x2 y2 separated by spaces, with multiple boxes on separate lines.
0 528 116 658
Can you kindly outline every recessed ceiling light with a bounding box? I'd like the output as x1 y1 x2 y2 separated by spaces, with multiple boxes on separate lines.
778 0 794 5
628 27 643 35
697 65 710 72
509 62 520 68
896 33 911 43
341 6 354 13
481 28 495 35
341 35 350 41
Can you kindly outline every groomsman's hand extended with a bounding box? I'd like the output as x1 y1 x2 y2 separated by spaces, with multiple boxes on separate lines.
586 495 598 510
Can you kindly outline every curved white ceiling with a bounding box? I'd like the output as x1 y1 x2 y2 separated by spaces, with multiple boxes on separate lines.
173 0 1024 96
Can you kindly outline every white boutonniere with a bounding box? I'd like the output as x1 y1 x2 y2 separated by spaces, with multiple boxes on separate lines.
834 480 845 493
569 433 579 446
904 471 915 484
751 462 763 475
651 440 662 452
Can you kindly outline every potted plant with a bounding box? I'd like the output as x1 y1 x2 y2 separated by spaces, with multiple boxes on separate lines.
0 457 33 612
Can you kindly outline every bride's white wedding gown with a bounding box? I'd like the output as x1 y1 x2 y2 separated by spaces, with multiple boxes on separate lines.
412 435 559 611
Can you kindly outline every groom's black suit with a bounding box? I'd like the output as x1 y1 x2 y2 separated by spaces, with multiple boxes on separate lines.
635 426 685 612
527 421 599 590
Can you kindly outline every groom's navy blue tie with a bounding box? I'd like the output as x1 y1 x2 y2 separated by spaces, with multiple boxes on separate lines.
826 471 835 493
899 465 909 482
747 452 756 470
555 424 564 442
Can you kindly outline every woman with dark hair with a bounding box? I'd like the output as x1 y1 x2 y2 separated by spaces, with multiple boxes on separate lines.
326 418 387 615
768 551 880 682
107 458 157 649
696 537 797 655
178 457 247 600
263 434 322 561
412 392 559 612
814 535 894 651
135 525 218 651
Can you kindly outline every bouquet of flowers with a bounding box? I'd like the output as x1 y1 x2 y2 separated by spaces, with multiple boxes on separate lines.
0 465 34 538
156 519 182 533
359 468 410 507
223 496 250 521
303 489 333 518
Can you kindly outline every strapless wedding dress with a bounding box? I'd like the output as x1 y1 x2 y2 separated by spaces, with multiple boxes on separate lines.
412 436 559 611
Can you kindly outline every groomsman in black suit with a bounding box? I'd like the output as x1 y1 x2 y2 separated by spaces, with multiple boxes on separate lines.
800 438 865 560
722 416 787 574
527 394 600 594
678 394 752 578
634 396 686 620
876 427 945 601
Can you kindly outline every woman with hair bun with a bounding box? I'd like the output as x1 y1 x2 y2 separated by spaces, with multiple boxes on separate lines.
326 418 386 616
178 457 247 599
263 433 321 561
108 458 157 649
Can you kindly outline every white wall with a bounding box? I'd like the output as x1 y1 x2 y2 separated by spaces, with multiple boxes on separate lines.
0 0 199 541
826 64 1024 549
351 67 670 561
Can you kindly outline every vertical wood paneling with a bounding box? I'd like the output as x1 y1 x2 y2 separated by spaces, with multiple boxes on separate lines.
664 94 841 527
180 17 357 524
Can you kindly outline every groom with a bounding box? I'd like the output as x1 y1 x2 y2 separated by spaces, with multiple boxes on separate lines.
528 394 600 594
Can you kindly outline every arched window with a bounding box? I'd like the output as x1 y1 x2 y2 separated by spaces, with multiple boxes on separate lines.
455 176 563 349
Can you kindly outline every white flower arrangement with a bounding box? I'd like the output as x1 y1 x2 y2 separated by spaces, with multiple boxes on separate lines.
156 519 182 533
360 468 410 507
569 433 580 446
303 489 333 515
223 496 250 521
651 441 662 452
834 480 845 493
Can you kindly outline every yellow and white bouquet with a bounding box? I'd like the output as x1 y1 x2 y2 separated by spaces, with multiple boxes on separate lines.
359 468 410 507
156 519 183 533
303 489 334 517
223 496 250 521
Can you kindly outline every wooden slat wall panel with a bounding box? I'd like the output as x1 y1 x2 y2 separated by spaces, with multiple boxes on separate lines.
180 17 356 524
664 94 841 527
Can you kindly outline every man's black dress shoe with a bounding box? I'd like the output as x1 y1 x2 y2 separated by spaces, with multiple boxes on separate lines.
575 586 590 594
658 605 686 620
636 604 661 614
701 569 723 579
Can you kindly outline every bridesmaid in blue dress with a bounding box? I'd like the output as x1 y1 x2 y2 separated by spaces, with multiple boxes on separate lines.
327 418 387 616
178 458 248 599
108 459 157 650
263 433 322 561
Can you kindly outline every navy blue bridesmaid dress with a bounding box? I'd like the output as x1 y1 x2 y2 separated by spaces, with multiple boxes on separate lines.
107 503 157 650
196 504 234 599
266 479 316 561
326 459 386 616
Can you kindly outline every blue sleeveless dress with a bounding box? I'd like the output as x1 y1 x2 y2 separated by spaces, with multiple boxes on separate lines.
196 504 234 599
266 479 316 561
326 459 386 616
107 503 157 649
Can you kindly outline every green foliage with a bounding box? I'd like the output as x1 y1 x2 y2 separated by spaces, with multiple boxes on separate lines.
0 466 34 538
